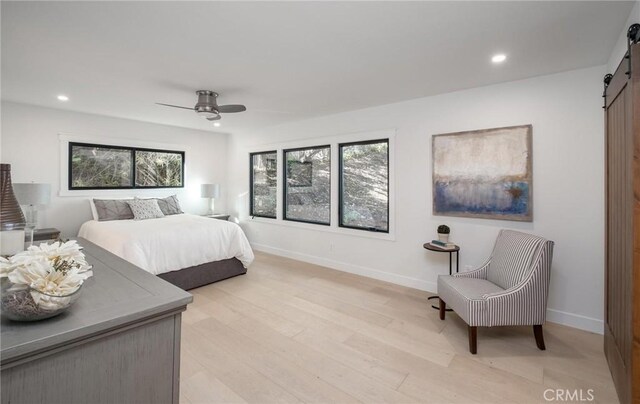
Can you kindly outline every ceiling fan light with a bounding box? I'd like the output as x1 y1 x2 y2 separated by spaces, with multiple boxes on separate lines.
198 110 218 118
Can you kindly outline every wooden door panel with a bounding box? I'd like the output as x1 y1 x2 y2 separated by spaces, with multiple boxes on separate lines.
605 56 634 404
634 47 640 402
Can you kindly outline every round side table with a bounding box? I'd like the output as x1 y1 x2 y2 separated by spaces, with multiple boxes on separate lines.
423 243 460 310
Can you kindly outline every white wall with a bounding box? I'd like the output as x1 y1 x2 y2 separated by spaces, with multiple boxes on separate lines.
607 0 639 73
1 102 228 237
227 65 606 333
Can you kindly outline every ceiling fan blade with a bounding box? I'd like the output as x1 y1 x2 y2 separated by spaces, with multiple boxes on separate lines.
206 115 221 121
218 104 247 113
156 103 194 110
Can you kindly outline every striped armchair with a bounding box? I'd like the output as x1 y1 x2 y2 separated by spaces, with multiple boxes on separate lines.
437 230 554 354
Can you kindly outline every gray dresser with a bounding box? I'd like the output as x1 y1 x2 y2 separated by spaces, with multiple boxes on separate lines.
1 238 193 404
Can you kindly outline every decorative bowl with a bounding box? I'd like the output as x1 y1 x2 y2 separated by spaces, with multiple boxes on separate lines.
0 282 82 321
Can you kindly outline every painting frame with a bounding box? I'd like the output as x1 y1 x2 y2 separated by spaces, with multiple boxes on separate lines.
431 124 533 222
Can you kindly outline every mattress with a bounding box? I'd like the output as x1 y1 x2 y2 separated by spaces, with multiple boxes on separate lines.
78 213 254 275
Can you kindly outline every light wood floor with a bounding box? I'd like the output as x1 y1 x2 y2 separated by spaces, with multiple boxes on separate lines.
179 251 618 404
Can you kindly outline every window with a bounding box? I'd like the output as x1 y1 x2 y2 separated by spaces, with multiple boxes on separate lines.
284 145 331 225
134 150 184 187
69 142 184 190
250 151 277 218
339 139 389 232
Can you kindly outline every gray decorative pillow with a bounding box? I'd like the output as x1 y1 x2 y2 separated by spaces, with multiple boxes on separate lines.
127 198 165 220
155 195 183 216
93 199 134 221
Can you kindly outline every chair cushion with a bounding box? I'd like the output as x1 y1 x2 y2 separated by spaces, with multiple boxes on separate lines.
487 230 545 289
437 275 503 326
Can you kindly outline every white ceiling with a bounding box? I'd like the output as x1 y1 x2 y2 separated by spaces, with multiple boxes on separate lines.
1 1 634 134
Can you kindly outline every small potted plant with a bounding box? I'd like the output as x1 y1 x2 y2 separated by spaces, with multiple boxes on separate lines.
437 225 450 243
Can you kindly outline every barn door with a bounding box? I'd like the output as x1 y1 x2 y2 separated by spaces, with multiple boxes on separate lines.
603 25 640 404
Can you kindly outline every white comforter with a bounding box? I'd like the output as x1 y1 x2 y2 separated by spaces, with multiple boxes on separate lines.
78 214 254 275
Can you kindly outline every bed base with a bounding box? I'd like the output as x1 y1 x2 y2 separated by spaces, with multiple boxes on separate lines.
157 258 246 290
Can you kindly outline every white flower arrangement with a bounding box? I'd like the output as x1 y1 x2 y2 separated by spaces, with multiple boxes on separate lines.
1 240 93 313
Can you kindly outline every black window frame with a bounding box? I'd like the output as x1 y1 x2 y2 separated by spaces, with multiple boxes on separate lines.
338 138 390 233
68 142 185 190
249 150 278 219
283 144 331 226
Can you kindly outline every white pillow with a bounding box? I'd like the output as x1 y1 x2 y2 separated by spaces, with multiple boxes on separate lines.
127 198 165 220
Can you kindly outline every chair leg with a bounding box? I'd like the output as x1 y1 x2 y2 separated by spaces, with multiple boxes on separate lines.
533 325 546 350
439 298 446 320
468 326 477 354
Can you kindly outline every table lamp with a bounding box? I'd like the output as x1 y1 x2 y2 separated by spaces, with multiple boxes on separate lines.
201 183 220 215
13 182 51 245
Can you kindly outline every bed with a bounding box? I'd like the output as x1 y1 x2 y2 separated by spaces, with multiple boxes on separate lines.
78 213 254 290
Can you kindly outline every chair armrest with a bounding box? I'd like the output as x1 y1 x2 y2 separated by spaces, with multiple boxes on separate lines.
482 286 516 300
481 265 537 300
453 259 490 280
480 272 547 326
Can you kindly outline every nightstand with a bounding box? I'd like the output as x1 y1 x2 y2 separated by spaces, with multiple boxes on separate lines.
202 214 230 221
25 228 61 243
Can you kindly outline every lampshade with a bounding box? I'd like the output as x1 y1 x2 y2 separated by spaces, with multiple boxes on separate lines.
201 183 220 198
13 183 51 206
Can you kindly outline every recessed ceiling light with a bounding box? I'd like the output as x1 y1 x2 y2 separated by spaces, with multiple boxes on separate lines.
213 122 221 127
491 54 507 64
57 95 69 101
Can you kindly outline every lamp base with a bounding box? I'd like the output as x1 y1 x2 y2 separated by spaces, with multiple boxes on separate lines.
25 205 38 246
206 198 215 216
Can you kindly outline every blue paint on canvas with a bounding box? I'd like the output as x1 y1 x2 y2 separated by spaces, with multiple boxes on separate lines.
434 181 530 216
432 126 532 221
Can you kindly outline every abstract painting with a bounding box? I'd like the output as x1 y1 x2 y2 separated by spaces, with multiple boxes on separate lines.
432 125 532 221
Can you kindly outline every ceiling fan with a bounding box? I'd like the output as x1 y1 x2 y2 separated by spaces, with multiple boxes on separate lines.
156 90 246 121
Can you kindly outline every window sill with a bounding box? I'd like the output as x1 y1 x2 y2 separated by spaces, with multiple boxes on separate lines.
243 216 396 242
58 188 177 197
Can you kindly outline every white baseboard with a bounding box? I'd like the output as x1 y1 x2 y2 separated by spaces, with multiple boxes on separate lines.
252 243 437 292
545 309 603 334
251 243 604 335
